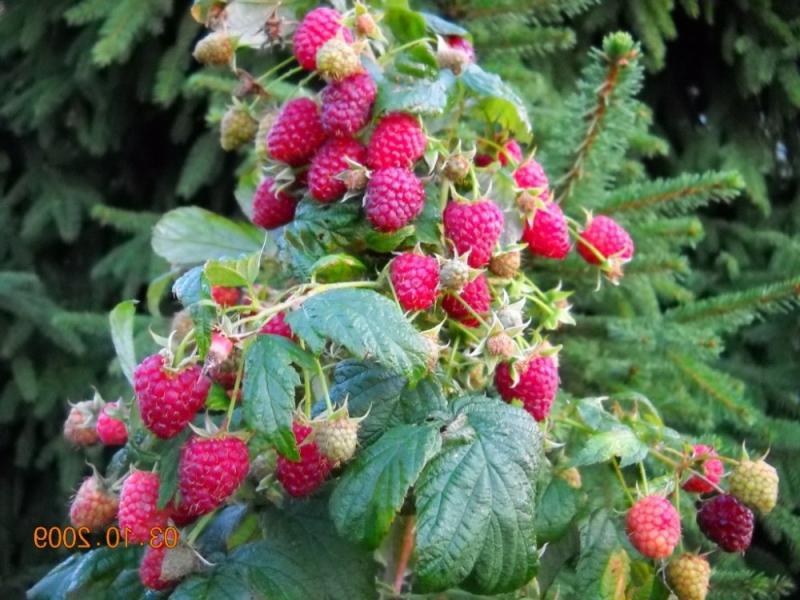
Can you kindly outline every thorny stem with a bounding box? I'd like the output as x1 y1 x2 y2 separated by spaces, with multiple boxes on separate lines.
649 448 726 494
393 516 416 595
262 65 304 92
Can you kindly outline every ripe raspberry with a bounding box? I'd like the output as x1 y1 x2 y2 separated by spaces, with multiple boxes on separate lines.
118 470 169 543
134 354 211 439
192 31 234 66
577 215 634 265
260 312 294 339
177 434 249 518
69 475 118 530
252 177 297 229
140 543 193 591
495 355 559 421
625 495 681 559
682 444 724 494
320 73 377 136
366 113 427 170
96 401 128 446
293 7 352 71
729 459 779 515
315 417 359 464
308 137 367 202
220 105 257 151
522 201 571 260
365 168 425 232
667 553 711 600
63 401 98 446
697 494 754 552
316 37 362 81
267 98 327 167
443 199 504 268
489 250 521 278
276 422 333 497
442 273 491 327
513 158 549 193
390 253 440 311
498 140 522 166
211 285 241 308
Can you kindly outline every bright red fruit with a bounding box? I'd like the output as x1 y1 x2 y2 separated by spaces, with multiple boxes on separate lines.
260 312 294 339
134 354 210 439
293 7 352 71
683 444 724 494
441 273 491 327
577 215 634 265
626 495 681 559
390 253 440 311
522 201 571 260
365 168 425 232
443 199 505 268
494 355 559 421
498 139 522 166
276 422 333 497
308 137 366 202
513 158 549 194
697 494 754 552
267 98 327 167
118 471 169 543
366 113 427 169
96 401 128 446
321 73 377 136
446 35 476 63
211 286 241 307
252 177 297 229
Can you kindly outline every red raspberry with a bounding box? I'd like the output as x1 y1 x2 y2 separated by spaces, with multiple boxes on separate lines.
390 253 440 311
170 503 198 526
441 273 491 327
308 137 367 202
140 545 171 591
626 495 681 559
211 285 241 307
321 73 377 136
498 139 522 166
118 470 169 543
697 494 754 552
267 98 327 167
293 7 352 71
63 401 98 446
366 113 427 169
522 201 571 260
494 355 559 421
260 312 294 339
276 422 333 497
577 215 634 265
443 199 505 268
69 474 118 530
513 158 549 193
139 543 192 591
683 444 724 494
134 354 211 439
446 35 476 62
96 401 128 446
252 177 297 229
176 434 249 518
365 168 425 232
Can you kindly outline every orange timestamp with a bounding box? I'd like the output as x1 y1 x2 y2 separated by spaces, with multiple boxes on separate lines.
33 526 180 549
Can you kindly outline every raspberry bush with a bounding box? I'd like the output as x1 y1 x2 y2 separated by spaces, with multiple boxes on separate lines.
31 2 789 599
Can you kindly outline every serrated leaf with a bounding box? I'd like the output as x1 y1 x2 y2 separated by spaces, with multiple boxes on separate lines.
173 266 214 358
109 300 137 387
204 253 261 287
330 424 442 547
67 547 142 595
383 1 427 43
363 225 415 252
242 335 314 460
536 477 581 543
376 69 456 116
415 396 543 594
309 253 367 283
577 396 622 431
286 289 430 380
571 428 649 468
461 64 531 141
156 429 190 509
152 206 267 267
575 510 627 600
421 12 468 36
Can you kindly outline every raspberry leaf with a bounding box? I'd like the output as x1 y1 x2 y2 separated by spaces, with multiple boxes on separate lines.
415 396 543 594
156 429 191 510
286 289 431 380
204 253 261 288
375 69 456 116
421 12 469 36
575 510 632 599
536 477 581 543
243 335 315 460
309 253 367 283
108 299 137 386
173 266 214 358
330 424 442 547
570 427 649 468
461 64 532 141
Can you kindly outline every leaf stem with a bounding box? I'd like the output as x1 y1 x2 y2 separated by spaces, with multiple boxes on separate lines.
316 358 334 414
613 458 635 506
186 510 216 545
393 516 416 595
225 355 245 427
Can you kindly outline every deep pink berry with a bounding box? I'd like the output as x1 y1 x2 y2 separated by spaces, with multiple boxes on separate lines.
96 401 128 446
522 201 571 260
443 199 505 268
498 139 522 166
441 273 491 327
513 158 549 194
683 444 724 494
365 167 425 232
293 7 352 71
626 495 682 559
494 355 559 421
267 98 327 167
577 215 634 265
366 113 427 170
211 286 241 307
276 422 333 497
446 35 476 63
260 312 294 339
134 354 210 439
308 137 366 202
390 253 440 311
118 470 170 544
697 494 754 552
252 177 297 229
321 73 377 136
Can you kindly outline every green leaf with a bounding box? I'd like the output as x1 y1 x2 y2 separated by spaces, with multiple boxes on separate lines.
146 271 174 317
575 510 628 600
461 64 531 141
571 428 649 468
536 477 582 543
376 69 456 116
242 335 314 460
204 253 261 287
363 225 415 253
415 396 543 594
171 569 252 600
109 300 137 387
330 424 442 547
309 253 367 283
286 289 431 380
156 429 190 510
152 206 267 266
383 1 427 43
421 12 468 36
173 266 214 358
